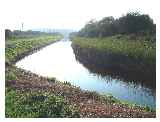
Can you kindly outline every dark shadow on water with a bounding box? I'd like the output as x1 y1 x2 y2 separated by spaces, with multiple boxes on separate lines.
72 44 156 90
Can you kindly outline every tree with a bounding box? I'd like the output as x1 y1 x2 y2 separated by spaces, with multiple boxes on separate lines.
77 12 156 39
118 12 155 34
78 19 99 37
5 29 12 39
98 16 115 37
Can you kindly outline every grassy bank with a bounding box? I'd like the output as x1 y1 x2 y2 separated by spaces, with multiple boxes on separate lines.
6 35 62 64
71 35 156 84
6 66 155 117
5 35 156 117
71 35 155 65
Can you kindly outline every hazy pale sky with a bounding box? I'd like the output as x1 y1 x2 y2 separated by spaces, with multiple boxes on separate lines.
2 0 159 31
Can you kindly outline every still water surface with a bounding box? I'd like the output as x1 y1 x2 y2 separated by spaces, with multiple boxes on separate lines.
16 39 155 108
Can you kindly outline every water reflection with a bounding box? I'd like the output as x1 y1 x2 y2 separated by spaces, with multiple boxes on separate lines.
72 45 156 89
16 40 156 109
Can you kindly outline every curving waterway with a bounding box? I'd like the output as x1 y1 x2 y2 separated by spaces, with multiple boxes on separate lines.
16 39 156 109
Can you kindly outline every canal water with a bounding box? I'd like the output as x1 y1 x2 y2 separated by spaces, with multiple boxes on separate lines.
16 39 156 109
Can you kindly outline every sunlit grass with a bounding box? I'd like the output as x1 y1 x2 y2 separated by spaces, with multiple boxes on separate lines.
6 35 62 63
72 35 156 65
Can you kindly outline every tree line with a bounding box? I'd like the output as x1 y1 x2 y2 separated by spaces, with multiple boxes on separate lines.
5 29 61 39
76 12 156 40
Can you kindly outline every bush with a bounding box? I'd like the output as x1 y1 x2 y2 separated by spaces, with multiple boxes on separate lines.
5 71 17 81
47 77 56 83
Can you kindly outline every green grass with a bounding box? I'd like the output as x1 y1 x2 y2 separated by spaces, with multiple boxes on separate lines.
72 35 156 65
5 88 80 118
6 35 62 63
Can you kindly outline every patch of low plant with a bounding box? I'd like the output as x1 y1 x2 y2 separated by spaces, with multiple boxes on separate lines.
143 105 155 112
63 81 72 86
47 77 57 83
5 88 80 118
5 70 17 81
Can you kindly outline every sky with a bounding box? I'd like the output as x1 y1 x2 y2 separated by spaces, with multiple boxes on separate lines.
2 0 159 31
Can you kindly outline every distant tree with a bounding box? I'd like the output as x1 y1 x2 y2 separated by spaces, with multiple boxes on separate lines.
98 16 115 37
78 19 99 37
77 12 156 39
118 12 155 34
69 32 78 39
5 29 12 39
12 30 22 36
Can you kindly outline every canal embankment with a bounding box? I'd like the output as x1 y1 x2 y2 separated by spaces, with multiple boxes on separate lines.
71 35 156 88
5 35 156 117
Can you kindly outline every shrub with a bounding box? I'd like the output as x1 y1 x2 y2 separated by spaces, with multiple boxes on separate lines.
47 77 56 83
5 71 17 81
